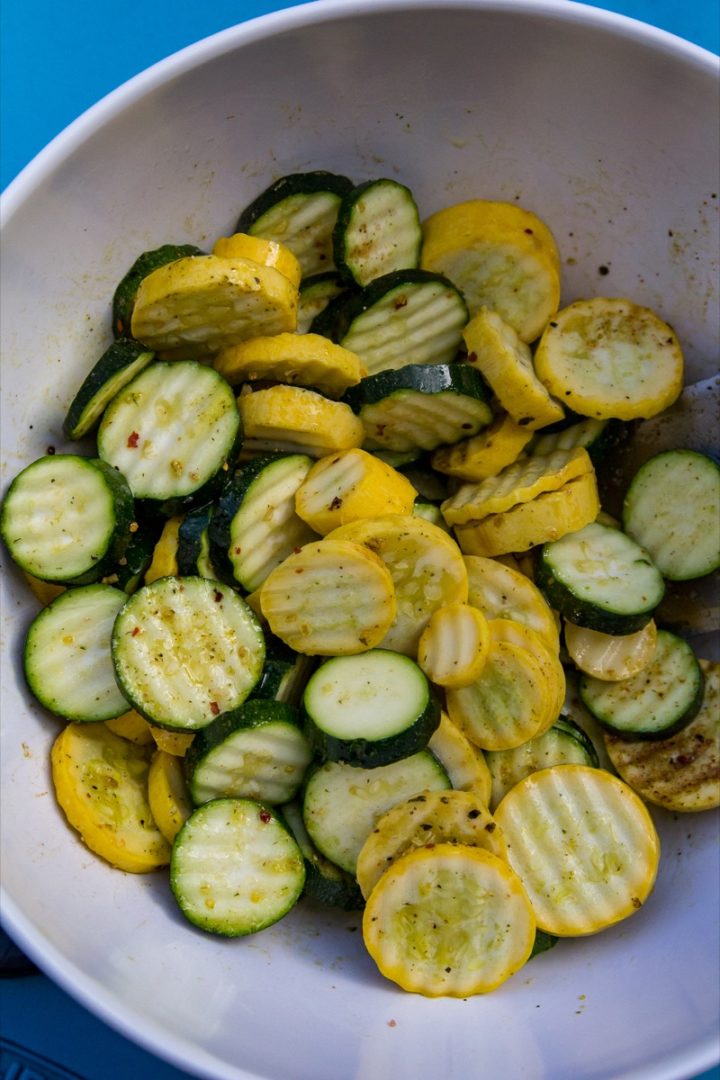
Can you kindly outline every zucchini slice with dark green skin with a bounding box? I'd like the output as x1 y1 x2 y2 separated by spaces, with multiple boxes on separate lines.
103 511 164 593
332 178 422 286
530 417 626 464
297 271 348 333
622 449 720 581
235 171 354 277
579 629 705 739
252 632 316 707
530 930 559 959
185 699 313 806
486 716 599 809
332 269 468 376
170 798 305 937
343 362 492 452
97 360 241 515
302 650 441 767
63 339 156 439
1 454 135 584
281 801 365 911
176 502 216 578
536 521 665 635
208 453 317 593
112 244 204 338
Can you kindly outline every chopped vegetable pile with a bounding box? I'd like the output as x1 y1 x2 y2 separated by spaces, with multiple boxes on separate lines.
2 169 718 998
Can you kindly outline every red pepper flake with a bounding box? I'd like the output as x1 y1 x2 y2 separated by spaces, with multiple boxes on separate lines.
131 626 141 636
259 808 272 823
387 1019 397 1028
127 431 140 448
292 547 303 554
210 701 220 716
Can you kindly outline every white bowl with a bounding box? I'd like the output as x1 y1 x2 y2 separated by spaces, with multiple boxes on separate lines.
1 2 718 1078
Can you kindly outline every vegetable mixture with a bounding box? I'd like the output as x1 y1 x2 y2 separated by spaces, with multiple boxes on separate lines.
2 169 719 998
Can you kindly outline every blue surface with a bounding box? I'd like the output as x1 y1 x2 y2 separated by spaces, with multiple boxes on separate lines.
0 2 718 1079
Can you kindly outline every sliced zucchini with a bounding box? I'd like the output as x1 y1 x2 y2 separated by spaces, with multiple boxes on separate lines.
486 718 599 811
412 500 450 532
564 619 658 681
534 297 684 420
1 454 135 584
251 632 315 707
112 576 265 731
185 699 312 806
343 362 492 453
235 170 354 276
294 447 417 535
24 584 130 722
238 383 364 457
356 788 504 901
327 514 468 656
281 801 364 910
416 602 491 689
529 417 625 463
333 270 468 377
302 650 440 766
106 511 165 593
333 178 422 286
130 255 298 357
259 538 397 656
208 453 317 592
431 412 534 482
536 520 665 634
297 271 347 333
420 198 561 342
622 449 720 581
112 243 204 338
97 360 241 511
463 308 564 429
494 765 660 936
579 629 704 739
213 332 366 398
362 844 535 997
302 751 450 875
176 503 216 579
603 658 719 812
170 798 305 936
63 339 156 439
51 722 170 873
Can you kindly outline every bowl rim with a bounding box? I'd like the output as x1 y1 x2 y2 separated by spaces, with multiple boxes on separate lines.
1 2 719 1078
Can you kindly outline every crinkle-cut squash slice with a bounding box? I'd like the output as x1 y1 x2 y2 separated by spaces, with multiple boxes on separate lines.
238 384 364 457
533 297 683 421
51 721 171 873
427 711 493 803
259 538 396 655
131 254 297 357
363 843 536 997
487 618 565 734
454 472 600 557
494 764 660 936
432 412 533 482
564 619 658 682
212 233 302 288
417 602 491 688
294 448 417 535
464 553 559 649
421 199 561 342
214 332 366 398
147 749 193 843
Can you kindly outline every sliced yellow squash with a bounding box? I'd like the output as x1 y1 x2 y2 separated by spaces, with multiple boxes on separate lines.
363 843 536 997
603 659 719 813
238 384 364 457
454 471 600 556
487 617 565 734
465 553 559 648
533 297 684 420
22 571 65 606
327 514 468 656
494 764 661 936
463 308 565 428
212 233 302 288
427 712 493 804
131 254 297 356
417 602 491 688
105 709 154 745
421 199 561 342
147 749 193 843
564 619 658 681
259 538 396 655
144 515 182 583
356 789 505 900
51 722 171 873
441 447 593 526
214 332 366 398
431 412 534 482
294 448 417 535
446 639 553 750
150 727 195 757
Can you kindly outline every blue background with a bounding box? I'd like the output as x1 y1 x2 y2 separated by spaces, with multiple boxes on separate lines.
1 2 718 1079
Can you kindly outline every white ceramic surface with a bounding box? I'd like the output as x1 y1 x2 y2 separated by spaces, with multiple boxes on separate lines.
1 2 718 1078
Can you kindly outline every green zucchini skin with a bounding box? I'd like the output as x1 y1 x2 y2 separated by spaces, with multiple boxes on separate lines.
535 522 665 635
343 361 490 411
332 267 467 343
252 632 316 707
530 930 559 960
63 339 156 440
281 801 364 911
308 285 361 339
297 271 348 334
332 177 422 286
530 417 627 465
579 629 705 740
112 244 204 338
176 503 215 578
236 171 354 232
104 510 164 593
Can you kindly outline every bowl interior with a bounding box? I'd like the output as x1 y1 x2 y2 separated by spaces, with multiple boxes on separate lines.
1 3 718 1079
